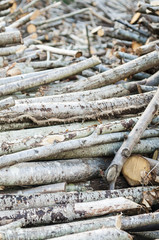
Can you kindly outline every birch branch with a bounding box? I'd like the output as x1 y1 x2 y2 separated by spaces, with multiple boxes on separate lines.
48 228 133 240
8 182 67 195
0 126 158 169
0 91 155 122
49 137 159 160
0 97 15 111
0 56 100 96
62 50 159 92
35 45 82 58
0 197 140 226
0 31 22 47
105 87 159 189
1 212 159 240
0 186 156 210
0 158 109 186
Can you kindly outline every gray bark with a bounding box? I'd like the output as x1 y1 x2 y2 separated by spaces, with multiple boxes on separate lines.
0 158 109 186
105 87 159 189
132 230 159 239
0 97 15 110
0 56 100 96
0 91 155 122
0 114 158 155
1 212 159 240
0 31 22 47
0 127 158 168
61 50 159 92
48 228 133 240
0 197 140 226
49 137 159 159
0 186 156 210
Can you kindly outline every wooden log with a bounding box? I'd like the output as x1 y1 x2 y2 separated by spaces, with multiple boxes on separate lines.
49 137 159 159
10 182 67 195
48 228 133 240
0 186 156 211
132 230 159 239
0 197 141 226
0 158 109 186
1 212 159 240
105 87 159 189
142 186 159 207
0 97 15 111
9 11 39 29
99 27 147 43
35 45 82 58
0 122 158 156
0 45 25 56
0 0 14 11
122 155 151 186
33 8 90 26
62 50 159 92
135 40 159 55
0 219 25 231
0 91 155 122
4 0 40 22
0 31 22 47
122 155 159 186
145 70 159 86
0 126 158 168
0 56 100 96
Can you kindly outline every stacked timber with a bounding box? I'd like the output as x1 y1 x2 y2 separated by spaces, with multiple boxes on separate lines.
0 0 158 239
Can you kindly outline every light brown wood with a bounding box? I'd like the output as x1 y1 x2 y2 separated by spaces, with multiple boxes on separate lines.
122 155 151 186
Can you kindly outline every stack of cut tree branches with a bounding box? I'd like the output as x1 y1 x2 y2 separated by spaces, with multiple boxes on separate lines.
0 0 158 239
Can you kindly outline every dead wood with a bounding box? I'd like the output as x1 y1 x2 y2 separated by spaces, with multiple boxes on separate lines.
61 51 159 92
0 186 156 210
0 197 141 226
0 91 155 123
1 212 159 240
0 158 109 186
0 56 100 96
48 228 133 240
105 87 159 189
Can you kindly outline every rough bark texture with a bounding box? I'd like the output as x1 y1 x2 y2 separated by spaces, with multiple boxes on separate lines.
105 87 159 189
62 51 159 92
0 186 156 210
0 197 140 226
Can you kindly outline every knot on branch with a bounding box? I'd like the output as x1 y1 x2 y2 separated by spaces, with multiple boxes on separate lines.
105 164 117 182
121 148 131 158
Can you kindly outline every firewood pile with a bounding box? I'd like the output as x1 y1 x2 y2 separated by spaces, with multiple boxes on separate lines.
0 0 159 239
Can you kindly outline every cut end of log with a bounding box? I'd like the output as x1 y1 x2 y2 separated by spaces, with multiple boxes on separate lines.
75 51 82 58
122 155 151 186
27 24 37 34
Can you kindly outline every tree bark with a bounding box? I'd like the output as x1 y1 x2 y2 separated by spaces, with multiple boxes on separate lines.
1 212 159 240
61 50 159 92
48 228 133 240
0 56 100 96
0 91 155 122
105 87 159 189
0 97 15 110
0 158 109 186
0 31 22 46
0 127 158 168
0 186 156 210
0 197 140 226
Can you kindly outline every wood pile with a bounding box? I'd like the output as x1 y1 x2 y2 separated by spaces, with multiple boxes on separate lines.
0 0 159 239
